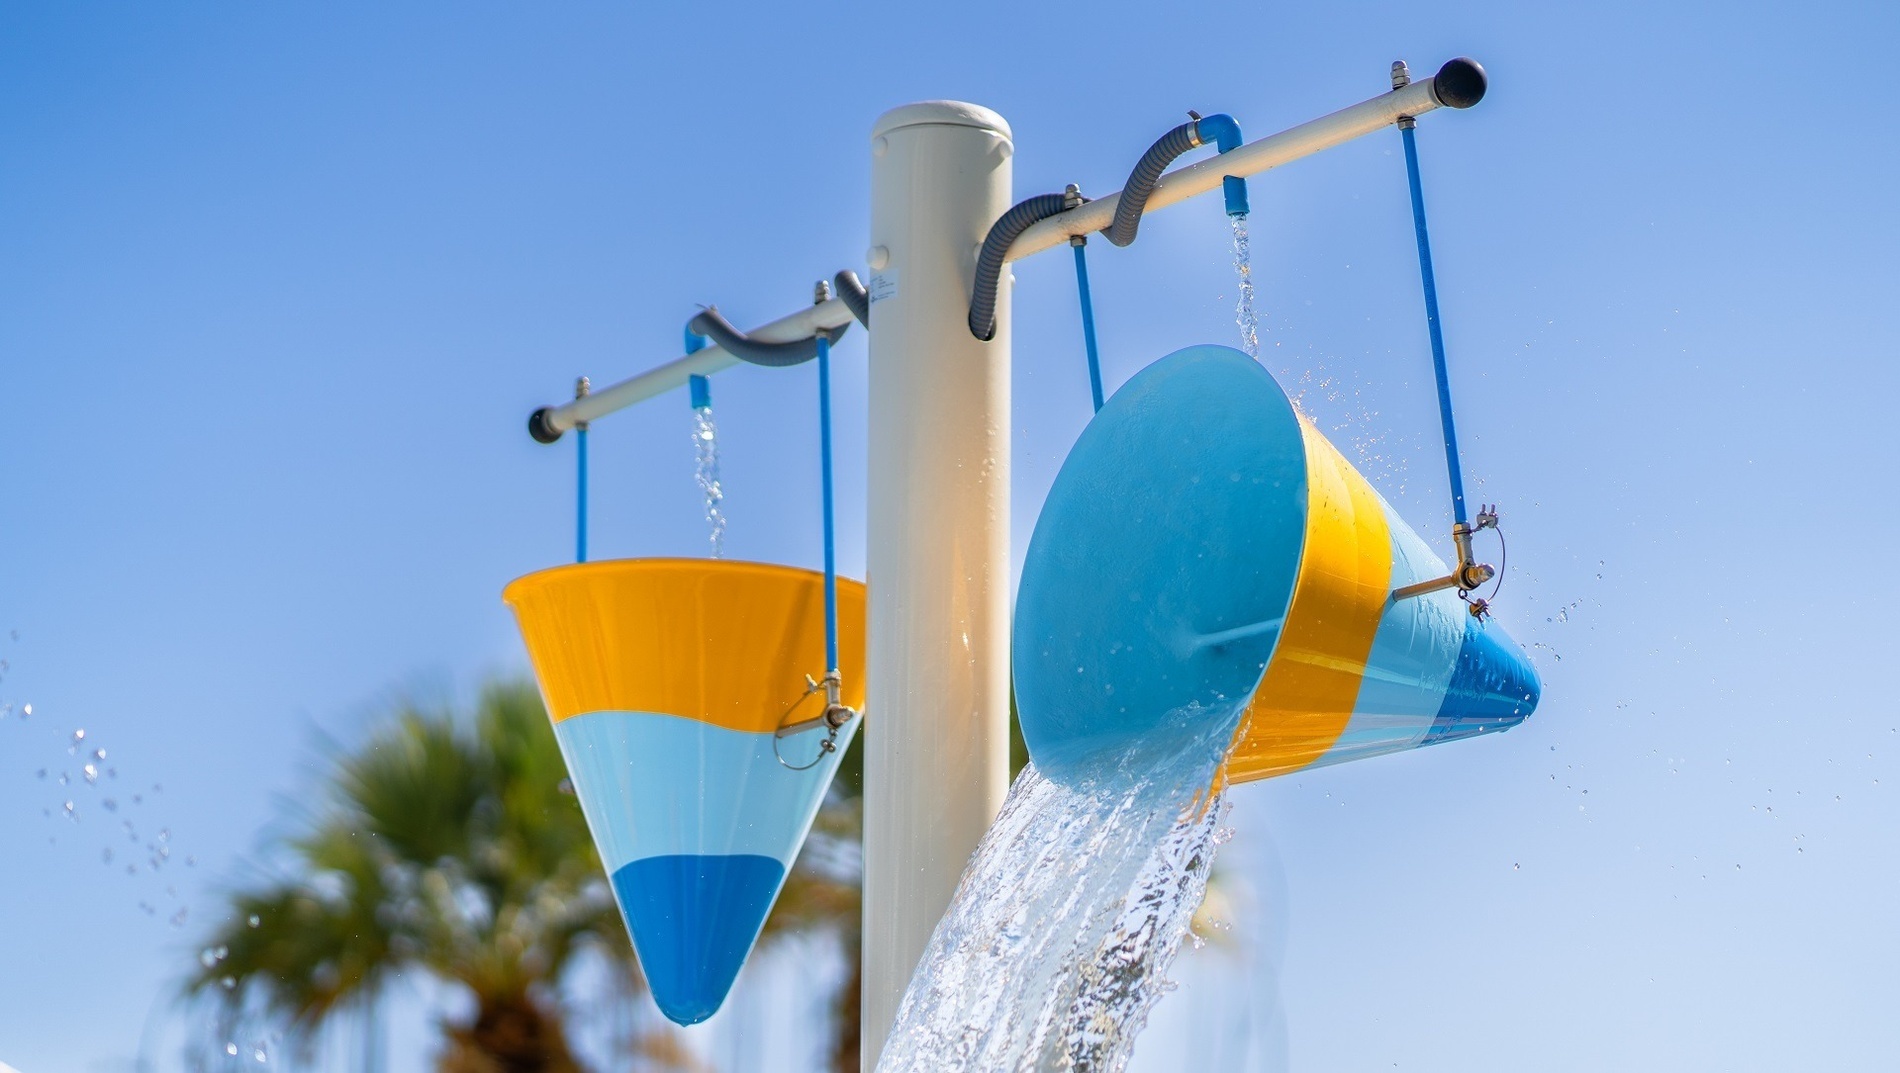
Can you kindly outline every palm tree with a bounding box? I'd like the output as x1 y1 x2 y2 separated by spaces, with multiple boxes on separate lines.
185 680 1094 1072
183 681 701 1071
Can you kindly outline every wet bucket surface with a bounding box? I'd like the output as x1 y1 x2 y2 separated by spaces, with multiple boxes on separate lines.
1014 345 1539 786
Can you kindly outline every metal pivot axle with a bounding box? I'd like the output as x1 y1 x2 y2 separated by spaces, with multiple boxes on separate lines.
1393 504 1500 605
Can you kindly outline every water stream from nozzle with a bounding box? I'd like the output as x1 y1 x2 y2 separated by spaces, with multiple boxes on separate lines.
691 403 726 558
1230 214 1260 360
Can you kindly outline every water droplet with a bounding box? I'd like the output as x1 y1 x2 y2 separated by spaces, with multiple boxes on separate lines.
62 800 75 817
221 975 237 991
83 764 98 784
248 914 261 928
226 1043 238 1057
20 703 30 718
253 1047 268 1063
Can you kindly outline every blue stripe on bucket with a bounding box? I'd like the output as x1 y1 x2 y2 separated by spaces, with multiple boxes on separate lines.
1421 620 1541 747
612 852 785 1025
552 709 851 873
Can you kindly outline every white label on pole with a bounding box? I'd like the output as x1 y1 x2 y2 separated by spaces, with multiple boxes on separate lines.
867 270 899 304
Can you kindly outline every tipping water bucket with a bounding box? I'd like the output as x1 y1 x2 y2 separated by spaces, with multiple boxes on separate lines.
504 558 866 1025
1013 344 1539 784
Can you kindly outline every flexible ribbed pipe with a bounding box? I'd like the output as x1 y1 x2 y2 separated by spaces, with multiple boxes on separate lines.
835 269 871 328
686 306 849 367
1104 121 1200 247
968 192 1069 341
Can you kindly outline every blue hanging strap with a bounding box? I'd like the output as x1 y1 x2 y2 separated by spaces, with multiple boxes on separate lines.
816 334 840 675
574 376 590 563
575 427 588 563
1399 119 1470 528
1059 184 1106 413
1391 109 1500 611
1072 239 1105 413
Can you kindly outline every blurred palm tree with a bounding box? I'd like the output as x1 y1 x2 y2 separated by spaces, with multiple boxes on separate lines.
183 682 706 1072
185 679 1126 1072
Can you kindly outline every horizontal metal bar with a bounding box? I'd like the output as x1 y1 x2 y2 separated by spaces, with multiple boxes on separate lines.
540 297 857 434
534 67 1466 438
1006 75 1448 262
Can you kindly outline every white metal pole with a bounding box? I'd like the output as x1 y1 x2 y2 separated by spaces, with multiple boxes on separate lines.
862 100 1013 1068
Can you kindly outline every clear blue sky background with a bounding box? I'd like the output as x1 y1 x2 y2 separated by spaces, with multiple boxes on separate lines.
4 2 1897 1070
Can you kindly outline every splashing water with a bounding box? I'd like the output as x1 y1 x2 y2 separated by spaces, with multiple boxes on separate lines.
691 405 727 558
877 701 1244 1073
1230 214 1260 360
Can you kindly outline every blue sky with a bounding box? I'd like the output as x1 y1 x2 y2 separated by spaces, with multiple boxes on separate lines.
4 2 1897 1070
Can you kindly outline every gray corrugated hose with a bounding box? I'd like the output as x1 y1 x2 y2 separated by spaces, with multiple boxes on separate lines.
968 192 1071 341
686 307 849 368
1105 121 1200 247
835 270 871 328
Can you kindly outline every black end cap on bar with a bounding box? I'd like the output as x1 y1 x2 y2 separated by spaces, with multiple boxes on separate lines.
1431 58 1487 109
528 406 564 444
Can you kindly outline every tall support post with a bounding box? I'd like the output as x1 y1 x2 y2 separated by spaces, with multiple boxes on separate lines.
862 101 1014 1067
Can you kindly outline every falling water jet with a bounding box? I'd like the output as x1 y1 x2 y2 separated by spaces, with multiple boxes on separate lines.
691 399 727 558
1230 214 1260 360
876 701 1243 1072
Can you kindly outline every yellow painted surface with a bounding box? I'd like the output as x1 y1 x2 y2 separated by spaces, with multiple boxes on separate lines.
1226 419 1393 783
503 558 867 733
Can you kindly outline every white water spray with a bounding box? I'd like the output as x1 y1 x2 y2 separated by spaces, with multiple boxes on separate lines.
877 702 1243 1072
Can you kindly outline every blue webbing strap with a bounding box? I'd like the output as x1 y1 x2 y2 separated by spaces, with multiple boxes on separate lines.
1072 242 1106 412
1401 121 1470 527
575 425 589 563
816 335 840 674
